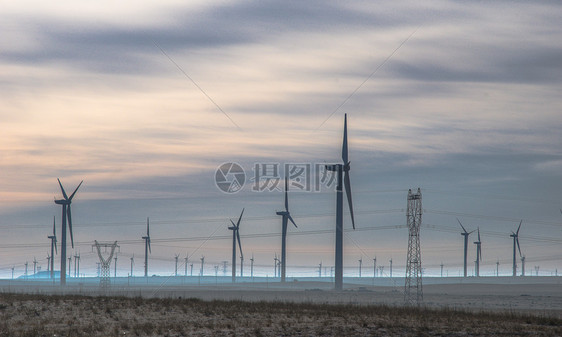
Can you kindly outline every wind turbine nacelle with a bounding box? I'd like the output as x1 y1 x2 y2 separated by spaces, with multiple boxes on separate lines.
54 199 68 205
228 226 236 230
276 211 288 216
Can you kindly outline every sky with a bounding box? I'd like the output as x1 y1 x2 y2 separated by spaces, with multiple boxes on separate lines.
1 0 561 279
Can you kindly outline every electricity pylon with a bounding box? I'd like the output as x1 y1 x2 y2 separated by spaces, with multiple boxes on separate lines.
404 188 423 305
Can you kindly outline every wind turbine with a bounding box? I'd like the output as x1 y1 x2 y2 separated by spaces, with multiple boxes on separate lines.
276 175 298 282
325 113 355 290
54 178 82 285
142 217 151 277
473 227 482 277
457 218 474 277
47 216 57 279
130 254 134 277
228 209 244 282
510 220 522 277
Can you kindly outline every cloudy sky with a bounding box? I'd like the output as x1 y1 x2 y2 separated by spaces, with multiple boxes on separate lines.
1 1 561 278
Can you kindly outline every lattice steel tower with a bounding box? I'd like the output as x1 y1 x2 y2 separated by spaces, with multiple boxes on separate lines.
404 188 423 305
93 240 119 290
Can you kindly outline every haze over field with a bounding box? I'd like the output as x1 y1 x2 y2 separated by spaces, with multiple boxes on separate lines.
1 1 561 279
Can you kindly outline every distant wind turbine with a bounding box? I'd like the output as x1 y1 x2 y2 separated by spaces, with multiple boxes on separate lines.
47 216 57 279
473 227 482 277
228 208 244 282
510 220 522 277
142 217 152 277
457 218 474 278
54 178 82 285
325 113 355 290
276 176 298 282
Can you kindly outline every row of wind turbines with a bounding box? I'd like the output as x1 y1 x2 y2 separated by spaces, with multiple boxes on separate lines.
458 218 525 277
47 114 356 290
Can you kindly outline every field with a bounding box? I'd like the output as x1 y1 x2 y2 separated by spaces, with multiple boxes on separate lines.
1 277 561 336
0 293 561 336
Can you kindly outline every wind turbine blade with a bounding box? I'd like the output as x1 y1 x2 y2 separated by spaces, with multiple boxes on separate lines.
148 238 152 254
53 216 56 236
230 219 236 227
236 230 243 259
284 175 289 212
57 178 68 200
342 113 348 164
236 208 245 228
344 171 355 229
68 180 83 201
288 214 298 228
516 220 522 235
516 238 521 257
67 206 74 249
478 227 481 241
147 217 150 236
456 218 468 233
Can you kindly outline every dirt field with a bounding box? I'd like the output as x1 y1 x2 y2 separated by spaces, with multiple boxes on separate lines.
1 278 561 336
0 292 561 336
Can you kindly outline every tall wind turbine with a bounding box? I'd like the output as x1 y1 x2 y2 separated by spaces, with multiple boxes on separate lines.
325 113 355 290
473 227 482 277
47 216 57 279
54 178 82 285
228 208 244 282
142 217 151 277
457 218 474 278
276 176 298 282
510 220 522 277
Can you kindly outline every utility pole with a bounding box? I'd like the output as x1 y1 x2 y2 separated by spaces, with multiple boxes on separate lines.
496 260 500 276
190 264 193 276
389 258 393 278
521 256 526 276
404 188 423 305
33 258 37 277
174 255 178 276
68 257 72 278
440 263 444 277
358 258 362 277
11 266 14 280
25 262 28 279
184 255 188 276
200 256 204 276
130 255 134 277
373 257 377 277
318 262 322 277
114 256 118 278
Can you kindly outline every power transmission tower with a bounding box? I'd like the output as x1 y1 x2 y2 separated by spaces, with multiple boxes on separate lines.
93 241 119 290
404 188 423 305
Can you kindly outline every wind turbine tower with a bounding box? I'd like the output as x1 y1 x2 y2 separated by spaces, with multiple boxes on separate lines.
325 113 355 291
47 216 57 279
510 221 522 277
54 178 82 285
473 227 482 277
457 219 474 277
142 218 152 277
228 209 244 282
404 188 423 305
276 176 298 283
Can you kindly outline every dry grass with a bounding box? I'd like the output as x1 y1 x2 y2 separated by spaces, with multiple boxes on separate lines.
0 293 560 336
